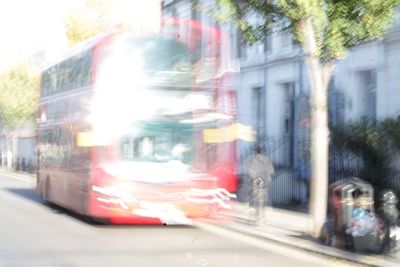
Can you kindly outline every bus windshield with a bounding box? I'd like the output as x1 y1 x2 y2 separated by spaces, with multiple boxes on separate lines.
120 122 194 165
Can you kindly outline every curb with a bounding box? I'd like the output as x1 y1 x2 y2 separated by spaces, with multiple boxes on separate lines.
0 169 35 181
194 221 360 267
199 220 399 267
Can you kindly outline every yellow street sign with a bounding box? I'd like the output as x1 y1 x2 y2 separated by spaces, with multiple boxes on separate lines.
203 123 254 143
77 131 111 147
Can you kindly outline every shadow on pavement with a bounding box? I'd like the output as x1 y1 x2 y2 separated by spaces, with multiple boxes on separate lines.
5 188 94 224
6 187 43 204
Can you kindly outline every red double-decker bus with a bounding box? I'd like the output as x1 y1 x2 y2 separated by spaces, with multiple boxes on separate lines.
36 18 238 224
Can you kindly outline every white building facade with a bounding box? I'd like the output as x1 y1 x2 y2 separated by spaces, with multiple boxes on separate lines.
162 1 400 206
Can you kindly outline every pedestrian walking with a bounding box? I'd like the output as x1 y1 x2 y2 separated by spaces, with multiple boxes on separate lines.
247 145 274 223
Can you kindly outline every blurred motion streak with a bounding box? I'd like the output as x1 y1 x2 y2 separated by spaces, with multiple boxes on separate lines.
36 15 240 225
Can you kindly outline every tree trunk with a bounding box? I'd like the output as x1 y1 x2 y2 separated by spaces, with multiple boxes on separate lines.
300 18 333 237
11 134 18 171
4 133 19 171
6 137 13 170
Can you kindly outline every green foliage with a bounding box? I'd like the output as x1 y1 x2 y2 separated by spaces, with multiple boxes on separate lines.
0 65 39 129
63 0 113 46
381 116 400 150
331 120 387 169
331 118 400 191
213 1 284 44
215 0 400 61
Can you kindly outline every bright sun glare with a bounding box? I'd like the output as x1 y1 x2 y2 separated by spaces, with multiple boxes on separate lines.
0 0 78 69
0 0 161 70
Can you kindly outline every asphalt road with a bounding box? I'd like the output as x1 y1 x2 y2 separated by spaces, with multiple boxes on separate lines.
0 171 356 267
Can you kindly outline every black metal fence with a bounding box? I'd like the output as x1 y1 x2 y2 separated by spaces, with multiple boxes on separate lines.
328 147 400 207
329 149 364 183
0 137 37 175
0 155 36 174
236 136 382 213
237 135 310 211
15 157 36 174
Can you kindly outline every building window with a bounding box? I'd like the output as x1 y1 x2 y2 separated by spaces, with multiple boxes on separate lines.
264 34 272 54
358 70 377 121
253 86 265 140
282 82 295 166
366 70 377 120
237 29 247 59
162 0 173 5
278 18 292 50
394 8 400 26
282 82 295 134
328 77 345 125
281 33 292 49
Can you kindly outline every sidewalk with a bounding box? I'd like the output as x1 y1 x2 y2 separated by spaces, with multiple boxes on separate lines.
206 201 400 267
0 168 35 180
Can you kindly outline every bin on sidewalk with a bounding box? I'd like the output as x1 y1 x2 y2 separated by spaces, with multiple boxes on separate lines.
351 223 384 253
329 177 374 248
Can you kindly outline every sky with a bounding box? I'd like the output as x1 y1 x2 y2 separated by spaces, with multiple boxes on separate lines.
0 0 162 70
0 0 83 69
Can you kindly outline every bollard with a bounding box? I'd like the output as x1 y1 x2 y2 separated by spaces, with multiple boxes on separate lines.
377 190 400 252
28 160 33 173
21 158 26 172
251 176 265 223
